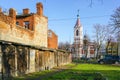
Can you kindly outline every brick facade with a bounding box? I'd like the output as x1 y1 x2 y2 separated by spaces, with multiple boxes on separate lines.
48 29 58 49
0 2 48 47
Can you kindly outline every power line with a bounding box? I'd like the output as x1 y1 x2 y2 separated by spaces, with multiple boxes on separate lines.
48 15 110 21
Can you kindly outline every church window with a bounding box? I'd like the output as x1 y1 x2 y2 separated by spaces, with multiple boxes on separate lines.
76 30 79 36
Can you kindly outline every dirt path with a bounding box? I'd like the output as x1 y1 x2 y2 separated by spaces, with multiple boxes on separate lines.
26 64 76 80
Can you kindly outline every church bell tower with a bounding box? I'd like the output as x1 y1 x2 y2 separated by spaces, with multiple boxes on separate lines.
73 10 83 58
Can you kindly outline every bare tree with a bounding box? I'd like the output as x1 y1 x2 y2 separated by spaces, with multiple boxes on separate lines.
106 37 111 54
110 6 120 56
93 24 111 58
110 6 120 33
58 42 70 51
83 34 90 59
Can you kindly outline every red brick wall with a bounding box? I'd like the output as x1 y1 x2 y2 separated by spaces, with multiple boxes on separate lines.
48 30 58 49
0 2 48 47
16 15 34 31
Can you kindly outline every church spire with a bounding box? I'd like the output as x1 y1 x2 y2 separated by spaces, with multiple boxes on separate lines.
74 10 81 28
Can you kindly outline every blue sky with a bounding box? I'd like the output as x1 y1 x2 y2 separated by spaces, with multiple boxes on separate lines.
0 0 120 43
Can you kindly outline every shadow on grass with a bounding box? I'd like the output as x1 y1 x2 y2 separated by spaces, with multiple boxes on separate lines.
13 70 52 80
42 69 120 80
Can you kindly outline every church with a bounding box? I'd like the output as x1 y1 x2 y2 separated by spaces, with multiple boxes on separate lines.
72 12 95 59
73 12 83 58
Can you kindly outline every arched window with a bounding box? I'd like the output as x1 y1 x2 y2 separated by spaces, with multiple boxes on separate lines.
76 30 79 36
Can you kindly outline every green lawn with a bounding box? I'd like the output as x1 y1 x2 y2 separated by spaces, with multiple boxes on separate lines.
73 64 120 80
43 64 120 80
13 63 120 80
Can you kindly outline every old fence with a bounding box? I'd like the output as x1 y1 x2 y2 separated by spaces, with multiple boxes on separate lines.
0 40 71 78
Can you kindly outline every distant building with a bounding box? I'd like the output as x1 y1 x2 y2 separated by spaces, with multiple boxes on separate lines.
88 42 95 58
0 2 48 47
83 35 95 58
48 29 58 49
106 41 118 55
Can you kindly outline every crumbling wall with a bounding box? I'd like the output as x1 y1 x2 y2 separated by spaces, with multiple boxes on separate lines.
0 5 48 48
34 15 48 47
0 13 14 26
16 46 28 76
1 44 15 77
0 43 71 78
0 15 47 47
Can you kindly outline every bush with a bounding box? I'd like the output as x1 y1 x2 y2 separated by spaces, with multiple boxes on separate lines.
72 58 97 64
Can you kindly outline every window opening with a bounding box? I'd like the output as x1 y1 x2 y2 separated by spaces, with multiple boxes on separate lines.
76 30 79 36
24 21 29 29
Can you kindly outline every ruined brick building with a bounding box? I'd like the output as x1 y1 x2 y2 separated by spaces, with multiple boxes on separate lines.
0 2 71 78
0 2 48 47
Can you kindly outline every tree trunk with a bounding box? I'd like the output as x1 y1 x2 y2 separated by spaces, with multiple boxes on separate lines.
106 41 110 54
96 48 99 59
118 40 120 56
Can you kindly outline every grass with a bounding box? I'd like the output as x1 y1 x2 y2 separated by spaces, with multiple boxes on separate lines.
43 64 120 80
13 70 52 80
13 63 120 80
72 64 120 80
